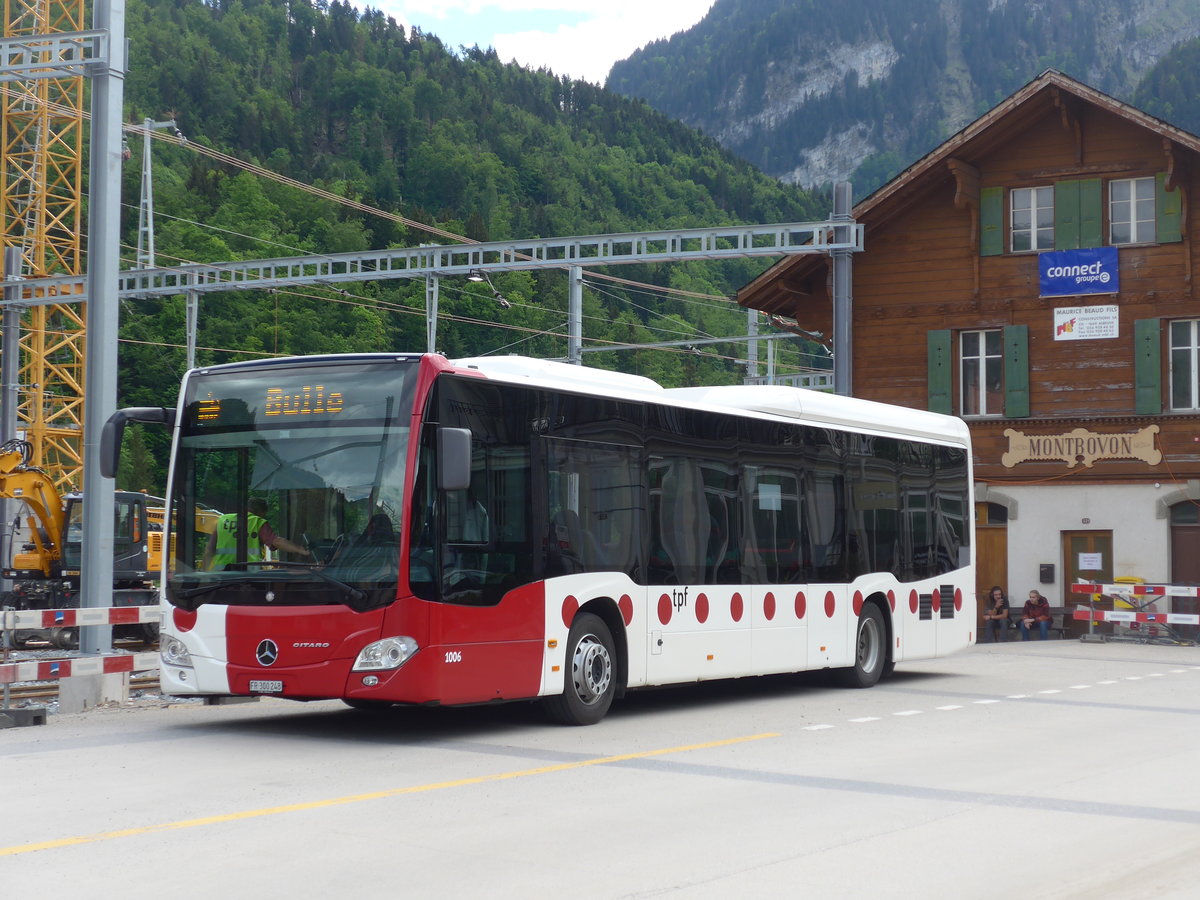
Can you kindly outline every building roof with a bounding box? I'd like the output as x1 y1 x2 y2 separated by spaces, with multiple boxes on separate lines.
738 69 1200 316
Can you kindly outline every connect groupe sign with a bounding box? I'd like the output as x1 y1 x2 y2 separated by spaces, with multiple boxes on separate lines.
1039 246 1119 298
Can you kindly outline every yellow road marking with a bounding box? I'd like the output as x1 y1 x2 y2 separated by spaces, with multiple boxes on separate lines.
2 732 778 856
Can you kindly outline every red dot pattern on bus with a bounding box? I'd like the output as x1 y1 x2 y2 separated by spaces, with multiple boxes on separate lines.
173 608 198 632
619 594 633 626
563 583 962 630
658 593 672 625
561 595 579 628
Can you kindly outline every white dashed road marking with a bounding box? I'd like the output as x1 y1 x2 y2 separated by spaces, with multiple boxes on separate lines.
812 665 1194 733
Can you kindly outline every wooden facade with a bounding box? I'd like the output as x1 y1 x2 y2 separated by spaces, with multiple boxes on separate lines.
738 71 1200 629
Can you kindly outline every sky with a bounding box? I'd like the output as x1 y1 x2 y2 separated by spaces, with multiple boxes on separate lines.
374 1 716 86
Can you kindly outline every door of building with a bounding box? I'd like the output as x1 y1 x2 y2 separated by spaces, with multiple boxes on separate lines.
1062 530 1113 636
1169 502 1200 584
975 502 1009 635
1168 503 1200 638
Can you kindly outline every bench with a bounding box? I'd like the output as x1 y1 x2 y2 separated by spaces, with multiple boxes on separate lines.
1008 606 1069 640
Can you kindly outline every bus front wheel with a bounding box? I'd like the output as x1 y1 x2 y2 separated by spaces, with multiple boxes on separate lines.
544 612 616 725
835 604 887 689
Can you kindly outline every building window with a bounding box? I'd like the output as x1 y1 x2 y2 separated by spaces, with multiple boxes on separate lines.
1010 186 1053 252
1170 320 1200 410
960 330 1003 416
1110 177 1156 244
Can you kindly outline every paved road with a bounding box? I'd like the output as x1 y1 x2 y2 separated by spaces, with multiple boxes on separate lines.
3 639 1199 897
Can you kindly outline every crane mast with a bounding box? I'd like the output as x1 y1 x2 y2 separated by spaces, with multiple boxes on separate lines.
1 0 87 490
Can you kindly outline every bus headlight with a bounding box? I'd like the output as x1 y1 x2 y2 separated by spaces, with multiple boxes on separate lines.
160 634 194 668
352 636 418 671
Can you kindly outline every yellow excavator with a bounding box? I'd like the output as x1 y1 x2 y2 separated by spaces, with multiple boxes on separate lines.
0 439 167 648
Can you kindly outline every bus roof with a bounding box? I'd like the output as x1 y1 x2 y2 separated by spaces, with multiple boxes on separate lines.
451 356 969 446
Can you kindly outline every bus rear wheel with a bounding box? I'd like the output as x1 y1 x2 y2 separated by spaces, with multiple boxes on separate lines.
544 612 616 725
835 604 886 689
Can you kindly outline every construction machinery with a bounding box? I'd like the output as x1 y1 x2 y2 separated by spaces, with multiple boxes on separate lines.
0 438 162 647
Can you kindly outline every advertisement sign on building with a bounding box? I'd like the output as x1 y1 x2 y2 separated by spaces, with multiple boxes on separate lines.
1039 246 1119 297
1053 304 1120 340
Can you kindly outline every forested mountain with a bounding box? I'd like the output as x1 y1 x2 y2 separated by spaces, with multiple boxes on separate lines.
1133 36 1200 135
117 0 823 408
607 0 1200 195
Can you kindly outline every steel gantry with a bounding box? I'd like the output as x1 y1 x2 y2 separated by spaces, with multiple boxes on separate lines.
3 218 864 373
1 0 90 490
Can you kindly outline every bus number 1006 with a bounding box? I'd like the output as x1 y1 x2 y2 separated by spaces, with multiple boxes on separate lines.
444 650 463 664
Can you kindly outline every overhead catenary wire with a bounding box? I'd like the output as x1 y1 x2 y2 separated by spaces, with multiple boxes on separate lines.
21 89 783 313
8 92 826 374
116 238 742 353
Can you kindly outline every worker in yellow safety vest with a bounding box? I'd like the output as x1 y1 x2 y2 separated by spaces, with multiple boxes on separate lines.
202 498 310 570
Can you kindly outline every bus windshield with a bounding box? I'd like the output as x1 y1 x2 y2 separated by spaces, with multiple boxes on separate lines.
166 358 419 611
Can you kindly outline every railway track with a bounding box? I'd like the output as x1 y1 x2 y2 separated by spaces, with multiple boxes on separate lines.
3 673 161 704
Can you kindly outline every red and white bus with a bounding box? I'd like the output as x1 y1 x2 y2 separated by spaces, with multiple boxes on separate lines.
105 353 974 724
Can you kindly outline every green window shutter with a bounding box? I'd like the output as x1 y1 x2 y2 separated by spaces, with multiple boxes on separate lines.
1134 318 1162 414
1003 325 1030 418
980 186 1002 257
927 329 952 414
1156 173 1182 243
1078 178 1102 248
1054 179 1080 250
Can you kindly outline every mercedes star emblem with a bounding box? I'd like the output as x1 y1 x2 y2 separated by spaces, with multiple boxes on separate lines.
256 639 279 667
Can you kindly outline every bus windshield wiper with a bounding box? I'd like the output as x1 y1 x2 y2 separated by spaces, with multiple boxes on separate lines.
177 578 254 600
175 563 367 606
240 560 368 604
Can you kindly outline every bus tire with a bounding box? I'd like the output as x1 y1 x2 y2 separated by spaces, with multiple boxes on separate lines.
544 612 616 725
834 604 886 689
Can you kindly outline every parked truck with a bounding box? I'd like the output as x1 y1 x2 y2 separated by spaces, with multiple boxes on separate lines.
0 439 166 648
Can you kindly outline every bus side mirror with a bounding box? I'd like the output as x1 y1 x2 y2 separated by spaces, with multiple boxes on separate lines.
100 407 176 479
438 427 472 491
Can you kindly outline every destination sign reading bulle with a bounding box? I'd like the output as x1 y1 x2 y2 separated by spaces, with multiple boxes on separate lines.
1039 246 1119 298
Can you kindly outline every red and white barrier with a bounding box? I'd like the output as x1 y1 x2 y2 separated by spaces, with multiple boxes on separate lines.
1071 608 1200 626
1068 582 1200 627
1071 582 1200 599
1 606 161 630
1 606 163 686
0 651 159 686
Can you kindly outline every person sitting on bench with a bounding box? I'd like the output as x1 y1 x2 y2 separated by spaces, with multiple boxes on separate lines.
1020 590 1052 640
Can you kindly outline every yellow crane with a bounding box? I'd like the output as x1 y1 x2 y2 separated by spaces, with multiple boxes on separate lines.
1 0 87 491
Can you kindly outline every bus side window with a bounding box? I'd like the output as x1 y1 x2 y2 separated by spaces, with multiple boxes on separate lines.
544 438 642 579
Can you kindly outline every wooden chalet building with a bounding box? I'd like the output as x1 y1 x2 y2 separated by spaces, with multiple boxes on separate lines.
738 70 1200 632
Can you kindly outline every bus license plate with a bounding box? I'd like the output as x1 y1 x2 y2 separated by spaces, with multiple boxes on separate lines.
249 680 283 693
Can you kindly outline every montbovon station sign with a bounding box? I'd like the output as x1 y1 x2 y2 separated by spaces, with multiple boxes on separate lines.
1002 425 1161 468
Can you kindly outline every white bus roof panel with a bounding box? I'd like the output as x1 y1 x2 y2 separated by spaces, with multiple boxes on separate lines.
449 357 969 446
